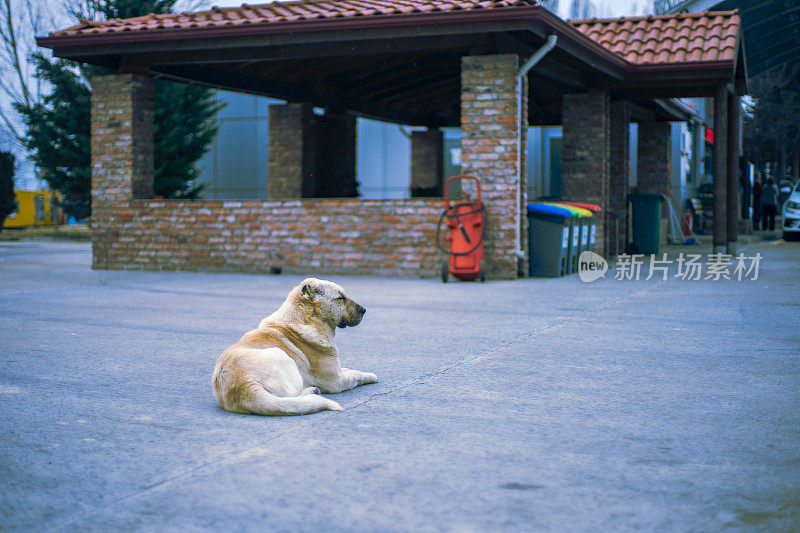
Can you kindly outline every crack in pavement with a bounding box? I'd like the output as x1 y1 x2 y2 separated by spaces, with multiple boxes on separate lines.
345 279 667 412
50 278 668 529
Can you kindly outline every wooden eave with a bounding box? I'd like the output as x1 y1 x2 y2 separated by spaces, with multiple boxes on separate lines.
37 6 743 126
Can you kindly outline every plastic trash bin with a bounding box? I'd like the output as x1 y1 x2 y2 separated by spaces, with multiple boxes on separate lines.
542 203 582 274
560 202 601 253
551 204 592 273
628 193 664 254
526 203 573 277
571 206 593 270
559 202 601 213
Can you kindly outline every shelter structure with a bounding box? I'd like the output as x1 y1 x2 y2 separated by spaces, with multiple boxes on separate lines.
38 0 747 277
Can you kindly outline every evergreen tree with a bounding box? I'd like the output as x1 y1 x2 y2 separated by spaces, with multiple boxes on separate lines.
0 151 17 231
15 55 91 220
154 80 222 199
14 0 222 221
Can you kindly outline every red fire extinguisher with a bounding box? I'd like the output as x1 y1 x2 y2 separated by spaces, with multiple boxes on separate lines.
683 209 693 236
435 175 486 282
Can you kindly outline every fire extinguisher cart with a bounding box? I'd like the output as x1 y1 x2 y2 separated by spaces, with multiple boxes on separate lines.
435 175 486 282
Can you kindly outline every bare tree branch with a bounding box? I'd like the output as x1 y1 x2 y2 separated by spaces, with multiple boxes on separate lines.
3 0 31 107
0 106 20 140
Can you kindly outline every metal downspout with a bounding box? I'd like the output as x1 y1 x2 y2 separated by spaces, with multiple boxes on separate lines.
515 34 558 261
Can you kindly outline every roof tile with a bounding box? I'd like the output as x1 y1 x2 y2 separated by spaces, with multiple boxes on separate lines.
50 0 540 37
46 1 740 69
571 9 740 65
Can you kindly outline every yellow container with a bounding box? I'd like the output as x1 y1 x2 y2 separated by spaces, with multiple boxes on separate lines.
3 190 62 228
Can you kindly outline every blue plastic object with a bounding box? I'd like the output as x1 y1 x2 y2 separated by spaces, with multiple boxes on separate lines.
526 203 574 217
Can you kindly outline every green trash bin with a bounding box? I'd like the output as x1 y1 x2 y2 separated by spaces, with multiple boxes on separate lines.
527 203 573 277
628 193 664 254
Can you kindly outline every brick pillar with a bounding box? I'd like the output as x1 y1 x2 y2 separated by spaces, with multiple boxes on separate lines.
609 100 630 256
713 85 728 253
268 104 357 199
562 92 610 256
268 103 312 199
637 121 672 248
90 73 154 269
316 111 357 198
410 128 444 197
461 54 526 280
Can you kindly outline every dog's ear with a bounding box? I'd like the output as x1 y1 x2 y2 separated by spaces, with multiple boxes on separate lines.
300 280 319 301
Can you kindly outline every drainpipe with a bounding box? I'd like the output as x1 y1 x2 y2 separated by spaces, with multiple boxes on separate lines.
515 34 558 261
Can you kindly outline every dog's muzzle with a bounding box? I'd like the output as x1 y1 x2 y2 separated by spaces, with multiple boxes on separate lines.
338 304 366 328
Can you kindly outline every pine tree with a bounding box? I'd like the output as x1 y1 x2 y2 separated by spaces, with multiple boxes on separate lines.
15 55 91 220
14 0 223 221
154 80 222 199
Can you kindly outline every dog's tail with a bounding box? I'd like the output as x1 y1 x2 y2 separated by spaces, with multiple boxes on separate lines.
241 387 342 416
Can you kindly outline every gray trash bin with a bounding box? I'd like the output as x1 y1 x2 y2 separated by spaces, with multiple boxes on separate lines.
527 203 573 277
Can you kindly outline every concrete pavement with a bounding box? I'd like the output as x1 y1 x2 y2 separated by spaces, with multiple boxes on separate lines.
1 238 798 531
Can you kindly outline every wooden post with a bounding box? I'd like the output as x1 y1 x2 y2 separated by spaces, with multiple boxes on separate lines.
726 92 740 254
712 85 727 254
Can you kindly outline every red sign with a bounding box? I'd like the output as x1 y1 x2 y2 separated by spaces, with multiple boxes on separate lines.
705 127 714 144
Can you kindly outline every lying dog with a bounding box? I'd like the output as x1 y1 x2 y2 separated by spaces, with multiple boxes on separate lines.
212 278 377 416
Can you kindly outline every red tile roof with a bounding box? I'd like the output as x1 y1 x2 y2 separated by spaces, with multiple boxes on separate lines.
46 1 741 71
50 0 539 37
571 10 740 65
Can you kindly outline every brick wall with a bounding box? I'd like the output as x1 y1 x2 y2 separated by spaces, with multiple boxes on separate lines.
90 73 155 269
636 121 671 198
636 121 672 247
461 54 526 279
410 129 443 197
562 91 610 256
609 100 630 256
91 74 445 278
267 103 309 199
101 199 445 277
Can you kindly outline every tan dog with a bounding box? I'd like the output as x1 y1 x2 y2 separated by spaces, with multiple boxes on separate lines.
212 278 377 415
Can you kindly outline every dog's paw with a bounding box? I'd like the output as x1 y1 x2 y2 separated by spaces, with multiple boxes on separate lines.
302 387 321 395
326 400 343 412
361 373 378 384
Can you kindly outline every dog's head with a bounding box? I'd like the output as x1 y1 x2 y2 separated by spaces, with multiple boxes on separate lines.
297 278 366 329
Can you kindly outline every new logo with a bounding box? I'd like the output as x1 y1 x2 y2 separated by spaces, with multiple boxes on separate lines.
578 251 608 282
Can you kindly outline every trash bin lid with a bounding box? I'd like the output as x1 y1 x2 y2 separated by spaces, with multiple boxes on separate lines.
547 203 592 217
571 206 593 217
558 201 601 213
527 202 573 217
627 193 666 201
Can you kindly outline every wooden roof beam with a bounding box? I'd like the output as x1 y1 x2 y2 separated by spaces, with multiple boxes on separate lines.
153 63 442 127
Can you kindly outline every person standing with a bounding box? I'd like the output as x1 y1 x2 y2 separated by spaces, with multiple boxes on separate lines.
752 174 763 230
761 177 778 232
